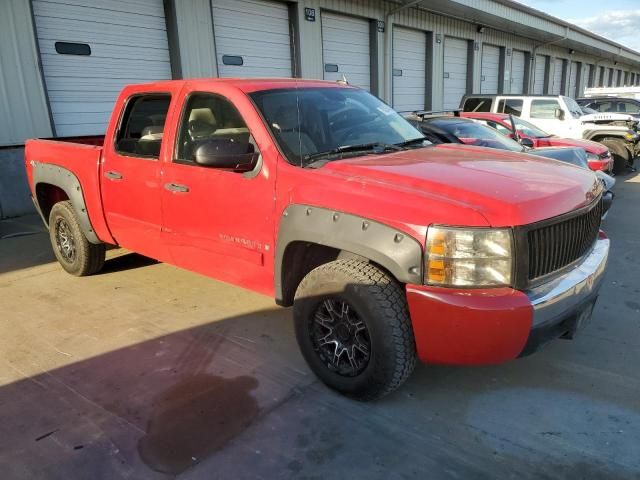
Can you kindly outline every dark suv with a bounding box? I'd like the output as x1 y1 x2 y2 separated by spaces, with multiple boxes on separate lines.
577 97 640 119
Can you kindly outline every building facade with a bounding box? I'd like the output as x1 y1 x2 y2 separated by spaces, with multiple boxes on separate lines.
1 0 640 215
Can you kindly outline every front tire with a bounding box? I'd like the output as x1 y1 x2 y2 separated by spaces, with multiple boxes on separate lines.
293 259 416 401
49 201 105 276
600 138 630 174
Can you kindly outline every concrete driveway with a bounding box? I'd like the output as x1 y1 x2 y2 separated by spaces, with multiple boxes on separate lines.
0 174 639 480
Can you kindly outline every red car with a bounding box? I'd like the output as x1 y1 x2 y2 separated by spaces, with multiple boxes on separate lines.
461 112 614 173
24 79 609 400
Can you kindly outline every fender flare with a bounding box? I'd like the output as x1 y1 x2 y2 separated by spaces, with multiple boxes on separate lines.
31 162 101 244
274 204 424 302
583 130 629 142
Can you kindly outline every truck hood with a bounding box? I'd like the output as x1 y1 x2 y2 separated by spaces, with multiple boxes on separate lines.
540 136 608 154
323 144 602 227
580 112 636 123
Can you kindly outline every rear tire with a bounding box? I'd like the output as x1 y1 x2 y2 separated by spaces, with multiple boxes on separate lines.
293 259 416 401
600 138 630 174
49 201 105 276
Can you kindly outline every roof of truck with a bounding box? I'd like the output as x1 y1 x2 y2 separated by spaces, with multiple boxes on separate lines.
129 78 353 93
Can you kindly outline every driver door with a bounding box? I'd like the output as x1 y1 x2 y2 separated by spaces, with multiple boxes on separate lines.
161 89 276 294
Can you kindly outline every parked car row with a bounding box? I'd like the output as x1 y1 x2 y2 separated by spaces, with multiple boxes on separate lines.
459 94 639 173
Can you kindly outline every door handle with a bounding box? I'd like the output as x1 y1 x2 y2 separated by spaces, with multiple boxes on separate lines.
164 182 189 193
104 170 123 180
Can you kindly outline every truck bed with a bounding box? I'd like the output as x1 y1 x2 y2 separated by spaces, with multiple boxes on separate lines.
24 136 114 244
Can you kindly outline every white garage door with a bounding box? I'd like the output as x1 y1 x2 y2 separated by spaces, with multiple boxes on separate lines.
212 0 292 78
552 58 564 94
393 27 426 112
480 44 500 94
322 12 370 90
443 37 468 110
510 50 526 94
32 0 172 137
533 55 546 94
568 62 579 98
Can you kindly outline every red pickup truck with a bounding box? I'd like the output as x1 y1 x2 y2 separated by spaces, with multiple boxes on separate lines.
25 79 609 400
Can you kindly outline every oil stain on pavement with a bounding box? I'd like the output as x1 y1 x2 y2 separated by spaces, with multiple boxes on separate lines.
138 374 259 475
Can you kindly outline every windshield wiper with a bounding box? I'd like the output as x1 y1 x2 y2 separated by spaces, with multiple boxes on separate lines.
396 136 429 147
304 142 405 165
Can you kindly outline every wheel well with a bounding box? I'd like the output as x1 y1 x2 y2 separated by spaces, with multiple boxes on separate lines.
35 183 69 225
278 241 374 307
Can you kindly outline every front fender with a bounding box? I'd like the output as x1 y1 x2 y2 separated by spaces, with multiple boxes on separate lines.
274 204 424 302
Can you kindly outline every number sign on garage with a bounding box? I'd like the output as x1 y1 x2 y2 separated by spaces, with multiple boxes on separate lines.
211 0 293 78
32 0 172 137
443 37 469 110
393 27 427 112
480 44 500 94
321 12 371 91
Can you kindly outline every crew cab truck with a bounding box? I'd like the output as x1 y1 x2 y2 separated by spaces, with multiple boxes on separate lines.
460 94 639 173
26 79 609 400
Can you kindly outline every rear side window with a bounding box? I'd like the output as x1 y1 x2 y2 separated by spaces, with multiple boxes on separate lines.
618 101 640 114
116 94 171 158
497 99 523 116
530 99 561 119
462 97 492 112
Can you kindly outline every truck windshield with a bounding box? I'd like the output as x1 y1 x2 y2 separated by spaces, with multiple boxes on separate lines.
250 87 427 167
513 117 551 138
563 96 584 119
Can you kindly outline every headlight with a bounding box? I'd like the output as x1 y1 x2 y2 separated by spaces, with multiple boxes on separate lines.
623 130 639 141
425 226 513 287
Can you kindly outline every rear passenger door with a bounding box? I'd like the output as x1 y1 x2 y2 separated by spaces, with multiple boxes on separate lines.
101 93 172 260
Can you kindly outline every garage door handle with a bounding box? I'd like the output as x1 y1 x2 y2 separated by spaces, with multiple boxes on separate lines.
164 182 189 193
104 170 123 180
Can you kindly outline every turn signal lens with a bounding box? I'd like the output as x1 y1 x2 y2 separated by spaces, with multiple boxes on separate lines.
425 226 513 287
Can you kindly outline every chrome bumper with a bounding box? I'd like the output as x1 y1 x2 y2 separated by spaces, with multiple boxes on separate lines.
526 237 609 328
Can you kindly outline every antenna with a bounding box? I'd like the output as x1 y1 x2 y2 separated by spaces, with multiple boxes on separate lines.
337 74 349 85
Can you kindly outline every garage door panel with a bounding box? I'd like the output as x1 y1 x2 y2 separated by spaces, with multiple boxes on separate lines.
552 58 563 94
33 0 172 137
322 12 371 91
393 27 426 112
444 37 468 110
511 50 525 94
533 55 546 94
212 0 292 78
481 44 500 94
568 62 578 97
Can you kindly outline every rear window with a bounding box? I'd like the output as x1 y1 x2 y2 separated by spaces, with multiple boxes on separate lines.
116 94 171 158
462 97 492 112
497 99 523 116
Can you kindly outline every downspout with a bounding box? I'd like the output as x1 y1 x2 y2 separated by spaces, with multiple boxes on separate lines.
531 26 569 92
383 1 423 103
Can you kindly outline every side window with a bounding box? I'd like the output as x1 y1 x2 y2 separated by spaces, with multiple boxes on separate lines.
595 101 614 112
462 97 492 112
530 100 561 119
619 101 640 114
176 93 253 164
116 94 171 158
497 99 523 116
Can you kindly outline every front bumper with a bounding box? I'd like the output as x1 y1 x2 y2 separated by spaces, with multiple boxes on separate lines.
406 236 609 365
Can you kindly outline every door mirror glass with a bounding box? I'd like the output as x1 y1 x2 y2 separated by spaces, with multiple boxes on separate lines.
519 137 534 148
193 138 257 172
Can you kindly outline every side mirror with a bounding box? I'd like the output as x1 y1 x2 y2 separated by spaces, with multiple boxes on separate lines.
193 138 258 172
519 137 534 149
554 108 565 120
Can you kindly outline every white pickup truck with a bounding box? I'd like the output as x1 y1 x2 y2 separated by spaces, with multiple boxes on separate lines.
460 94 639 173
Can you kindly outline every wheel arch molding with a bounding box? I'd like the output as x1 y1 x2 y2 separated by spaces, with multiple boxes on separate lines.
32 162 100 244
274 204 424 306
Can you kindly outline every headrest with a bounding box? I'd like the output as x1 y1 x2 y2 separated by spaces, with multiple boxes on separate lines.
189 108 216 128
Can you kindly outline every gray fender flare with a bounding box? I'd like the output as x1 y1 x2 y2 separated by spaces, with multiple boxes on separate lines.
583 130 628 142
274 204 424 302
31 161 101 244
